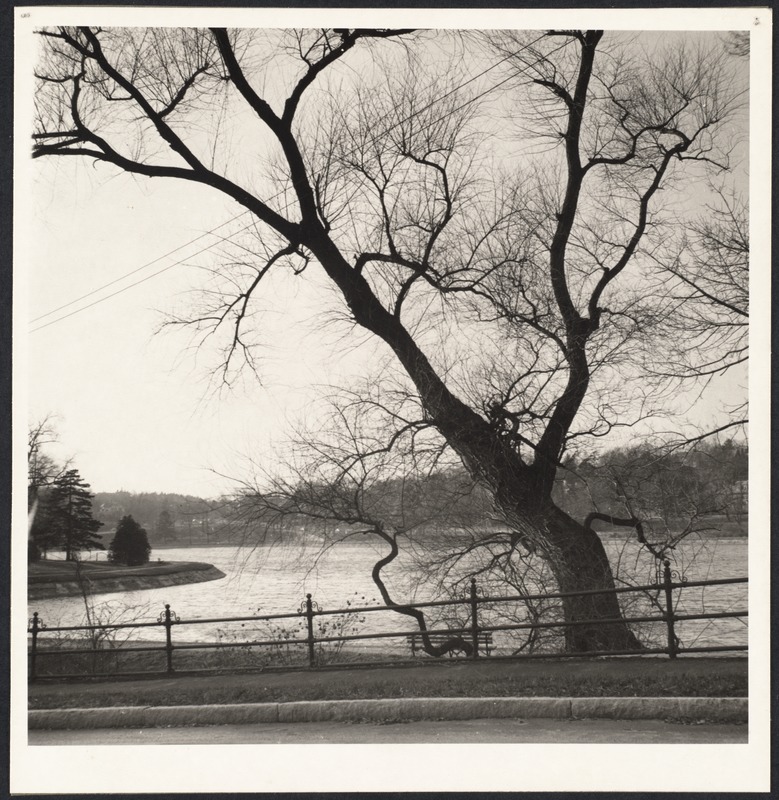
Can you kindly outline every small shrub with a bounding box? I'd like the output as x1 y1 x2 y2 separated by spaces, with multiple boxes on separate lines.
213 593 370 667
109 515 151 566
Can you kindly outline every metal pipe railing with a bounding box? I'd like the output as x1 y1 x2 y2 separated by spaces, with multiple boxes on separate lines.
28 570 748 681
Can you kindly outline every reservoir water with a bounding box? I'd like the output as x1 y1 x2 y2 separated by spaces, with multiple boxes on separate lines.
29 535 747 654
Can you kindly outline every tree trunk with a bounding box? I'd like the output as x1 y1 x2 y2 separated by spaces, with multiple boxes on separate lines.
522 503 642 652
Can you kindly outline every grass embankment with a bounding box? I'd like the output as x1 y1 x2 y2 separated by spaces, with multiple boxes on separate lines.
28 657 747 710
28 560 216 583
28 559 226 600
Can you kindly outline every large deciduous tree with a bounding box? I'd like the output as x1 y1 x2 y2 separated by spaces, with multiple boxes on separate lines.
33 27 746 650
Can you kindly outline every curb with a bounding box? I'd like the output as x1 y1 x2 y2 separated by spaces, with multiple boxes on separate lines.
29 696 747 730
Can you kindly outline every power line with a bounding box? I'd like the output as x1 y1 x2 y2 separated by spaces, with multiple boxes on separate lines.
29 219 260 333
30 210 254 324
30 32 552 333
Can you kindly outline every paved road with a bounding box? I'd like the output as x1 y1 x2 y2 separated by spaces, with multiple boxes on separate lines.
29 717 747 745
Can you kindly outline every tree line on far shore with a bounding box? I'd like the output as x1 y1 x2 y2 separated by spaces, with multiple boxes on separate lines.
37 434 747 560
92 491 230 546
29 412 747 564
235 437 748 550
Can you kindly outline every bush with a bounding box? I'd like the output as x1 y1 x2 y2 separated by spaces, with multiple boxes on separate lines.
109 515 151 566
214 594 371 667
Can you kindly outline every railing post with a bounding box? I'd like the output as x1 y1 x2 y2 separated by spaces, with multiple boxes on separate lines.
29 612 41 682
469 578 480 659
160 604 176 674
663 560 677 659
305 593 316 667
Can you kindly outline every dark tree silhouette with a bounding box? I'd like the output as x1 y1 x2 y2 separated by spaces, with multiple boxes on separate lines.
109 515 152 566
32 468 104 560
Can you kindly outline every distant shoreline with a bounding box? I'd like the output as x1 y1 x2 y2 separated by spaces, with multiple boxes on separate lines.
145 525 748 550
28 560 226 600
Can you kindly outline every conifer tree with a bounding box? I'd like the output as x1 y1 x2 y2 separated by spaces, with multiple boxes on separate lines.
33 469 104 560
109 515 152 566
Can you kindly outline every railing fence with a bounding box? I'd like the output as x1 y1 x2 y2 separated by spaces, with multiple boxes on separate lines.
28 561 747 681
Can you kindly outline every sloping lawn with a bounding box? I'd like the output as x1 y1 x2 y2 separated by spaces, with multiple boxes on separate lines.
29 560 213 583
28 657 747 710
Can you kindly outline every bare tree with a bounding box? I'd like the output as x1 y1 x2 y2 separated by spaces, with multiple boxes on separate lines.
33 27 746 651
229 387 486 656
723 31 750 58
650 185 748 379
28 415 69 547
28 415 61 495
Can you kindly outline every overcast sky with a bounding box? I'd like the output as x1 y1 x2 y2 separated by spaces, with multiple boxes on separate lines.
18 15 760 499
26 162 383 495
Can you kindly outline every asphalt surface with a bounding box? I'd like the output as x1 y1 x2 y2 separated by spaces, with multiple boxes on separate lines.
28 716 747 745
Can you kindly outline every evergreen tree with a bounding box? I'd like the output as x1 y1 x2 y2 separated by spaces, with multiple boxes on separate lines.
33 469 104 560
109 515 151 566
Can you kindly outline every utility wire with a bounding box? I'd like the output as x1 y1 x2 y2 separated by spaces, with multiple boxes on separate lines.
30 220 260 333
30 31 553 333
30 210 254 323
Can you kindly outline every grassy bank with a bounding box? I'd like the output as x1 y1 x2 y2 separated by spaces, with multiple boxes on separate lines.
28 559 226 601
28 657 747 710
29 560 217 583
